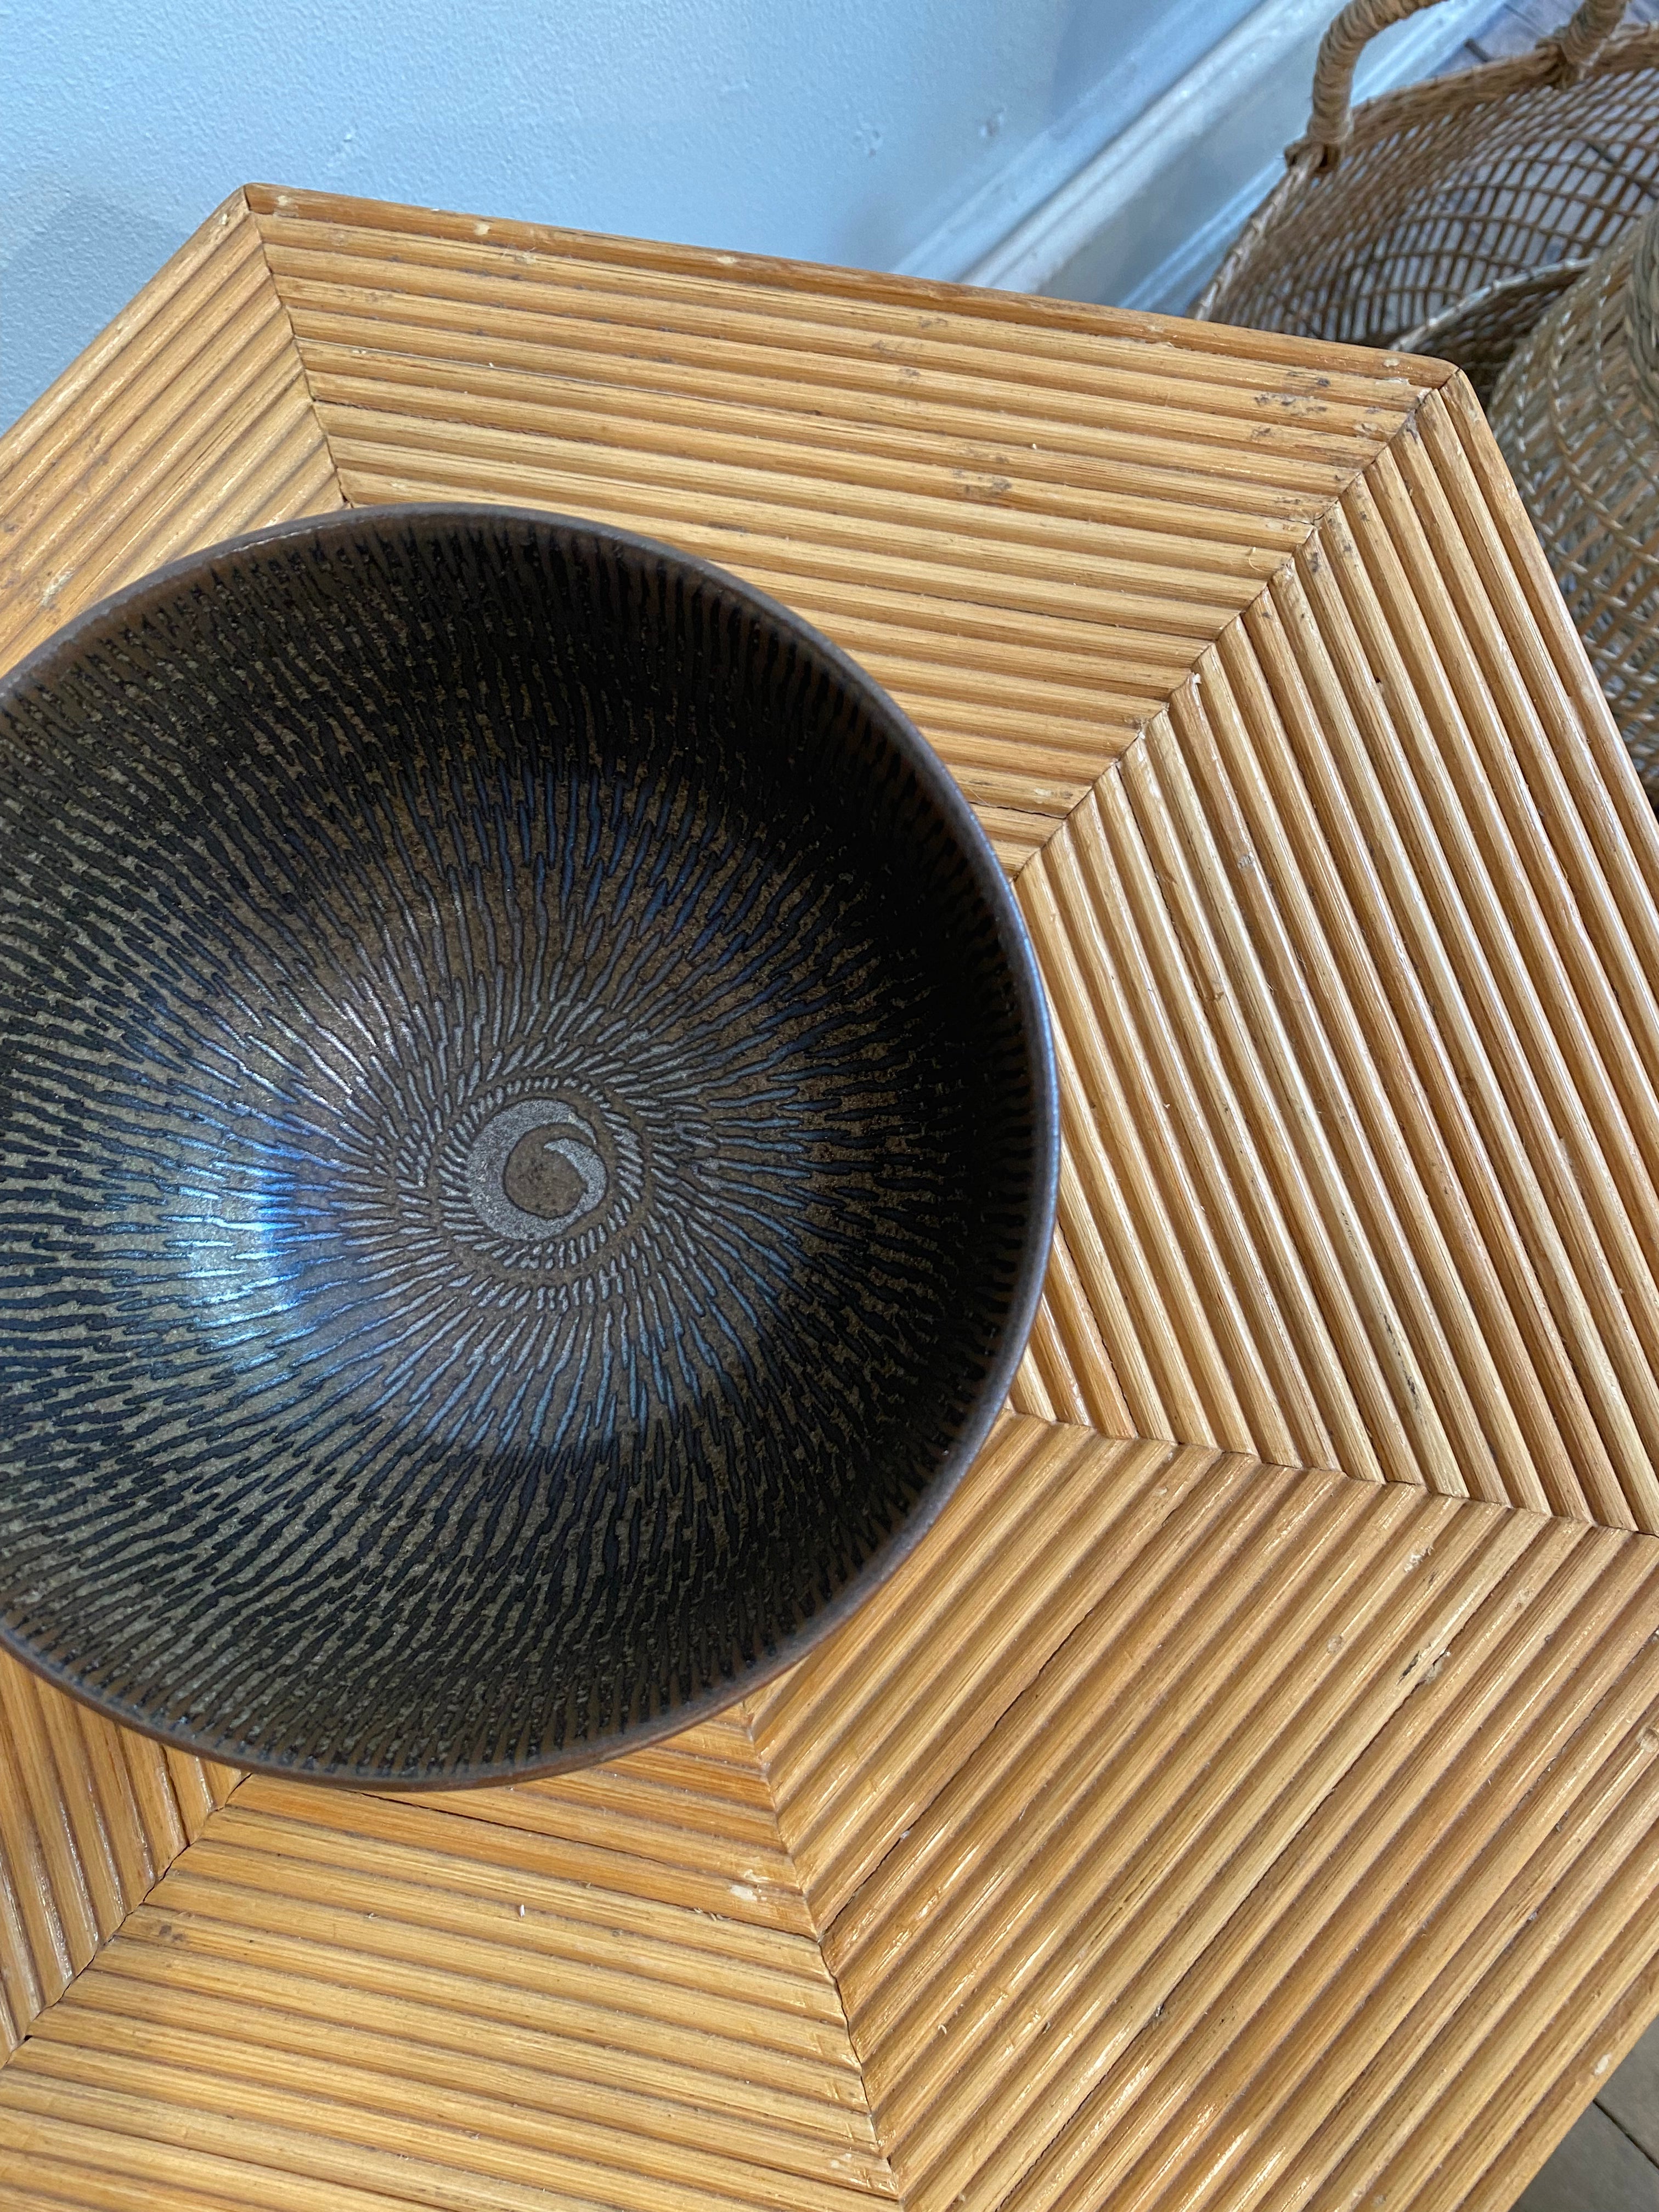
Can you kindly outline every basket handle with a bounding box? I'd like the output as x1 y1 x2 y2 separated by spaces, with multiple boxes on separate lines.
1291 0 1630 170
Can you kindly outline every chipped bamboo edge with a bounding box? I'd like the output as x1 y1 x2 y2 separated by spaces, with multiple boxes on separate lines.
241 184 1460 393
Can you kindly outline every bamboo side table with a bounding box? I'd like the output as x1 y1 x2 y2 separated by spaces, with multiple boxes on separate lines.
2 184 1658 2212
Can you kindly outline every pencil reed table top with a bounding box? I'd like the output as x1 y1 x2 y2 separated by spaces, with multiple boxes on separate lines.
2 182 1658 2212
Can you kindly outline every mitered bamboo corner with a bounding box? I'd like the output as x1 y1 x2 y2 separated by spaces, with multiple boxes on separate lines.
2 183 1658 2212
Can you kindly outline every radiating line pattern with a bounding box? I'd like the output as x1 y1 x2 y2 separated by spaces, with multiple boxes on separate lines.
0 189 341 684
751 1416 1659 2212
242 183 1444 870
1017 380 1659 1532
0 506 1044 1782
0 1719 897 2212
0 1653 235 2056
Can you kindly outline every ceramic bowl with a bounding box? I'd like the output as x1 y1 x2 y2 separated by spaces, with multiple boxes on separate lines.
0 504 1056 1784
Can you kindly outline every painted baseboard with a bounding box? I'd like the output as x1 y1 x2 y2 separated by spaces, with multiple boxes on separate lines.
902 0 1494 311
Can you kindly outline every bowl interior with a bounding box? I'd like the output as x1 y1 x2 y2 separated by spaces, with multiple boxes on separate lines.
0 506 1053 1783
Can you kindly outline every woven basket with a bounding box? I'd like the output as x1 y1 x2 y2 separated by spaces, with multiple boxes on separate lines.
1489 204 1659 796
1194 0 1659 398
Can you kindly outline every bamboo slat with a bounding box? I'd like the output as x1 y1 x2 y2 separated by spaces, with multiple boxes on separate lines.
0 1658 234 2056
0 190 342 684
1016 382 1659 1532
251 1717 814 1934
749 1424 1659 2212
0 1731 894 2212
2 182 1658 2212
241 185 1434 870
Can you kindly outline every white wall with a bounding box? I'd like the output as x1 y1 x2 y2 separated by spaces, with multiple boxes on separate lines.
3 0 1488 431
968 0 1493 311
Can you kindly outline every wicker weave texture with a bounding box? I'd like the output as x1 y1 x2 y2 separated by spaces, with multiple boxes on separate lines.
1196 5 1659 383
1491 204 1659 795
1395 258 1588 402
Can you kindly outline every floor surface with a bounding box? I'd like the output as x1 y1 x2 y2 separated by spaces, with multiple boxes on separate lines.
1511 2018 1659 2210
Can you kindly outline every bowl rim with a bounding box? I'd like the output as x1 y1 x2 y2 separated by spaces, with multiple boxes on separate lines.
0 499 1060 1787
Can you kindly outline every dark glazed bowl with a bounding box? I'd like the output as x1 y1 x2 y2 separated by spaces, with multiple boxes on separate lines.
0 505 1057 1786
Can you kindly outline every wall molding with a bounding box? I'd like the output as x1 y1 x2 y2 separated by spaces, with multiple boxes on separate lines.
904 0 1492 308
